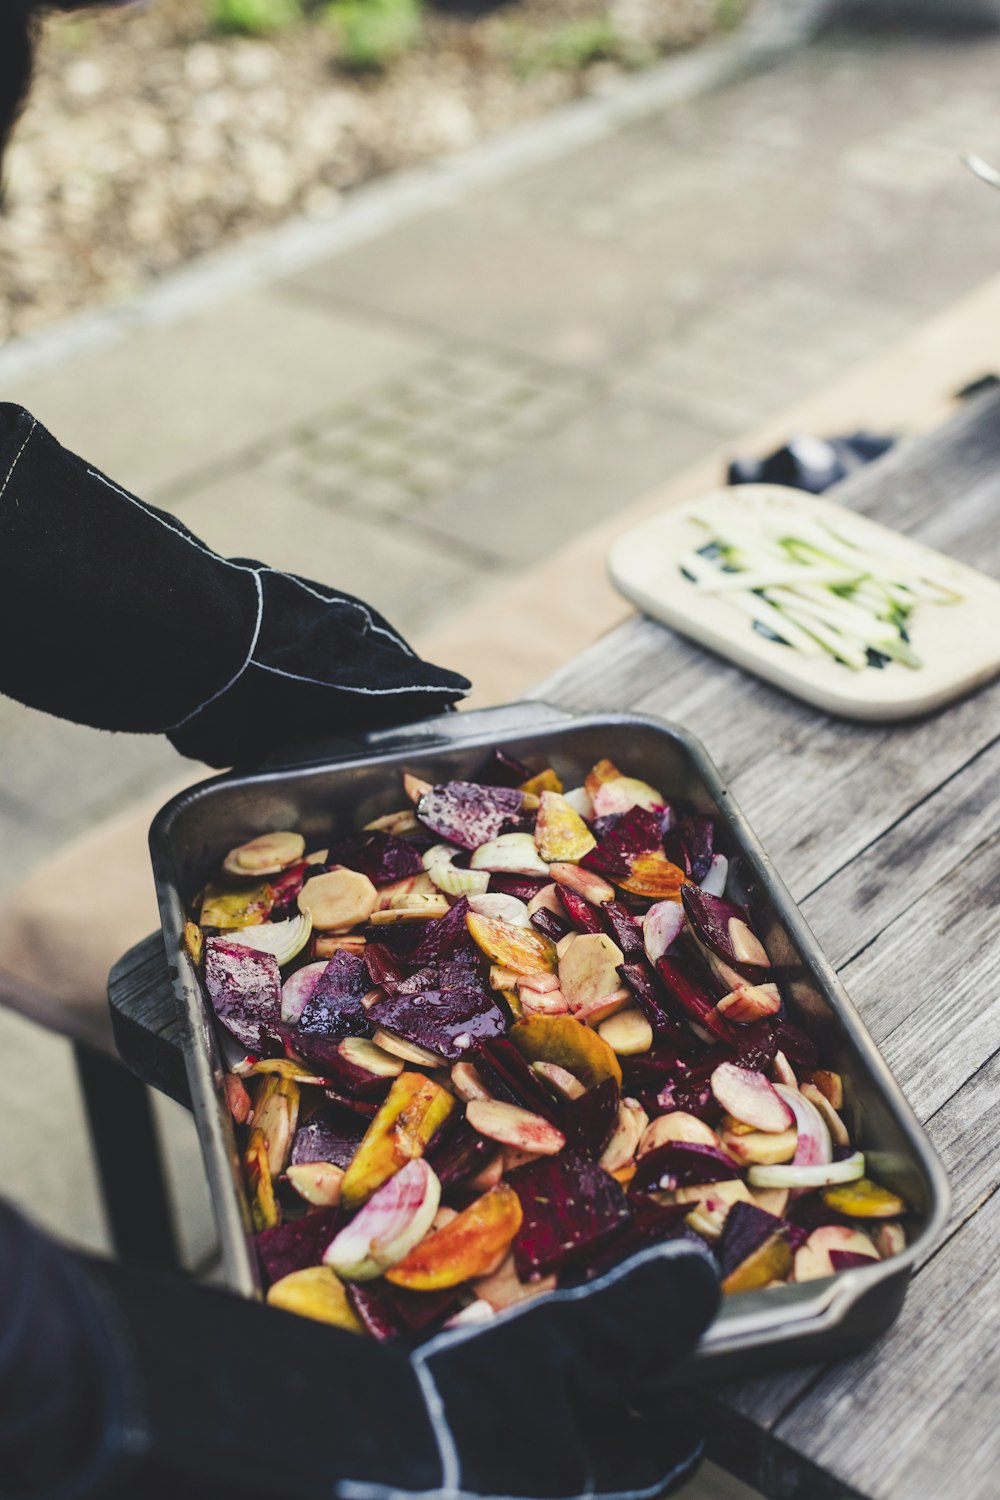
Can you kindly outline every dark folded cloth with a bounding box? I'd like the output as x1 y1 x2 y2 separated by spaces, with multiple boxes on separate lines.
727 431 895 495
0 404 469 767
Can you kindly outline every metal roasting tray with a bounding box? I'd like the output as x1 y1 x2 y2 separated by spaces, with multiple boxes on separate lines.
148 701 950 1383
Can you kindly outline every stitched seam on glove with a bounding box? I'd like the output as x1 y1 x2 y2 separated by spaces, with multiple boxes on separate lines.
0 417 37 503
259 568 416 659
252 659 463 697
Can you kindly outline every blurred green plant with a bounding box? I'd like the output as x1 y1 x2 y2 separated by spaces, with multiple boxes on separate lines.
501 13 632 78
211 0 305 36
715 0 749 28
324 0 423 71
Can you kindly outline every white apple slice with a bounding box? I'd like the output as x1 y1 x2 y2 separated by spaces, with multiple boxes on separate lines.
600 1098 648 1172
469 834 550 876
716 982 782 1022
466 1098 566 1155
748 1151 865 1190
323 1158 441 1281
793 1224 879 1282
699 854 729 898
642 901 687 964
371 1029 441 1068
874 1221 907 1258
639 1111 721 1155
281 959 329 1024
531 1060 586 1101
450 1061 493 1102
559 933 624 1011
561 786 594 819
721 1125 798 1165
364 808 420 836
711 1063 794 1134
338 1037 404 1079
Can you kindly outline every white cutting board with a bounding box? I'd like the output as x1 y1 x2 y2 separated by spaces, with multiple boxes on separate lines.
608 485 1000 721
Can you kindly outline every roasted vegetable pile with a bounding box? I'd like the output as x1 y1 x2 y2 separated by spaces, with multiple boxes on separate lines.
189 752 908 1339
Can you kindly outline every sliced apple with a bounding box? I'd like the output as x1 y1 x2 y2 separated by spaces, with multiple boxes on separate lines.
639 1112 721 1155
509 1014 622 1089
467 893 531 927
266 1266 365 1333
598 1006 653 1056
298 868 378 931
531 1060 586 1100
386 1184 523 1290
549 863 615 906
339 1072 454 1211
466 1099 566 1156
721 1126 798 1166
339 1037 404 1080
325 1158 441 1280
642 901 686 965
371 1030 441 1068
469 833 549 877
467 913 557 975
572 988 632 1027
450 1061 493 1103
599 1098 648 1173
716 982 782 1022
793 1224 879 1282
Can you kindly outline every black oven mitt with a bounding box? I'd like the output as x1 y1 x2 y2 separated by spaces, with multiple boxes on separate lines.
0 1198 719 1500
0 404 469 768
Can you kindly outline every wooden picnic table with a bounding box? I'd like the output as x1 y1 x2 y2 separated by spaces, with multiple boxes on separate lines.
110 387 1000 1500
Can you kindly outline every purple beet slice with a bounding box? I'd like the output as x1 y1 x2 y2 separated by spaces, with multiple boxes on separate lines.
681 885 769 979
581 807 664 880
717 1201 784 1281
618 961 689 1041
655 955 740 1046
634 1141 739 1192
290 1108 367 1169
292 1036 393 1101
411 897 473 965
561 1075 620 1158
347 1282 406 1342
428 1119 497 1190
772 1017 820 1068
661 829 692 879
507 1153 631 1279
417 781 525 852
474 1036 561 1123
364 941 407 995
322 1090 380 1119
476 748 533 788
601 903 645 958
733 1025 780 1076
270 860 310 918
829 1250 877 1272
585 1200 691 1279
255 1206 345 1286
369 987 507 1062
654 1074 719 1125
204 938 281 1052
325 831 424 886
297 950 372 1041
383 1282 461 1334
557 886 604 934
530 907 572 943
487 874 548 901
679 815 715 883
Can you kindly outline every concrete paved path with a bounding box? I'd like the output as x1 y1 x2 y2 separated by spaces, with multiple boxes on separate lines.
0 29 998 1465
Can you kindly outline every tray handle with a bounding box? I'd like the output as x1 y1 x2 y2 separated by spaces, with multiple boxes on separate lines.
254 700 573 774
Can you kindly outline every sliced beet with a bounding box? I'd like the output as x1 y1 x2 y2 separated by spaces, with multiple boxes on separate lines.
783 1221 810 1253
655 955 740 1046
717 1201 784 1281
784 1193 853 1233
364 942 408 995
661 828 692 879
369 987 507 1062
412 897 472 965
733 1024 781 1075
487 873 548 901
828 1250 876 1272
618 961 689 1041
428 1118 497 1190
346 1282 405 1342
270 859 310 917
601 902 645 958
679 815 715 884
474 1036 561 1123
654 1074 719 1125
557 886 604 934
681 885 769 979
476 748 533 788
204 938 281 1052
561 1076 620 1158
621 1039 695 1089
255 1205 344 1286
322 1090 380 1119
292 1037 393 1101
508 1153 631 1279
530 907 572 943
417 781 525 852
396 951 484 997
634 1141 739 1192
383 1282 461 1334
290 1107 367 1169
297 950 372 1042
773 1017 820 1068
585 1200 691 1279
582 807 664 879
325 830 424 887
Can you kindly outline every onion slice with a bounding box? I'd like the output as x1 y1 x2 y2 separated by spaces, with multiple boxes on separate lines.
323 1159 441 1281
747 1152 865 1190
227 911 312 968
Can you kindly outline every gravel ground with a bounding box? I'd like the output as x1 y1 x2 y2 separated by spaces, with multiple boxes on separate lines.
0 0 741 341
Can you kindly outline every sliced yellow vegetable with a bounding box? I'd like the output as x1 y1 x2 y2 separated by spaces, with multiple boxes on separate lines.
467 913 557 975
519 767 563 797
200 881 273 929
534 791 597 864
386 1185 523 1290
340 1072 455 1211
266 1266 365 1333
721 1233 792 1294
509 1014 622 1089
244 1129 279 1231
822 1178 907 1219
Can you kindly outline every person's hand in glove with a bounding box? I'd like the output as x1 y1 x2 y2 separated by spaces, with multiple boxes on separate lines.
0 403 470 767
0 1197 719 1500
